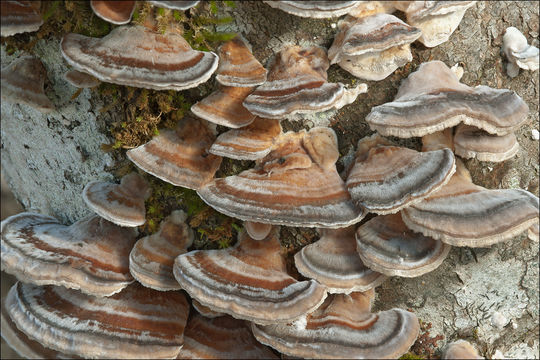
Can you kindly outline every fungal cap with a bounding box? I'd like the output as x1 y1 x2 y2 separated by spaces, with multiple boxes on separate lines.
209 117 282 160
5 282 189 359
89 1 136 25
503 26 539 77
294 226 387 293
453 124 519 162
83 172 151 227
173 227 328 325
61 25 218 91
216 35 267 87
356 213 451 277
442 340 483 359
148 1 200 10
263 1 362 18
1 56 54 113
1 213 137 296
129 210 194 291
0 1 43 37
127 117 222 190
64 69 101 88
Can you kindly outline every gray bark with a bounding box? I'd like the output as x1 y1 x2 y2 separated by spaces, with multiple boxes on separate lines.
1 1 538 358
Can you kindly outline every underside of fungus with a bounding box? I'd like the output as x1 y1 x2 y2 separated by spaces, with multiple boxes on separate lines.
61 25 218 91
127 116 222 190
294 226 387 293
366 61 529 138
356 213 451 277
264 1 362 18
129 210 193 291
328 13 421 81
1 213 137 296
346 133 456 214
5 282 189 359
173 227 328 325
252 291 420 359
1 56 54 113
198 127 365 228
90 0 136 25
243 45 367 119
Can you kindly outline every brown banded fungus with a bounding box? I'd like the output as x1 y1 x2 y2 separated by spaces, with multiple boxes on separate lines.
366 61 529 137
264 1 362 18
1 297 74 359
328 13 422 81
5 282 189 359
252 291 420 359
83 172 151 227
191 86 257 128
294 226 387 293
216 36 267 87
192 299 225 318
64 69 101 88
127 116 222 190
0 1 42 37
442 340 483 359
1 56 54 113
90 1 136 25
1 213 137 296
243 45 367 119
173 227 327 325
398 1 476 48
346 133 455 214
401 160 540 247
148 1 200 10
177 314 278 359
61 25 218 90
244 221 274 241
209 117 282 160
356 213 451 277
198 128 365 228
453 124 520 162
129 210 194 291
502 26 539 78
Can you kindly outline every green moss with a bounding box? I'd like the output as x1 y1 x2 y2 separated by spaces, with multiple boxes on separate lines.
399 353 425 360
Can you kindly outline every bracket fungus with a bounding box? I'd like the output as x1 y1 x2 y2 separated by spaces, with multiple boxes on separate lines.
209 117 282 160
264 1 362 18
502 26 539 78
356 213 451 277
173 227 327 325
61 25 218 91
82 172 151 227
328 13 422 81
64 69 101 88
177 314 278 359
0 1 43 37
453 124 520 162
528 223 539 242
252 290 420 359
216 36 267 87
1 55 54 113
442 340 483 359
191 86 257 128
198 128 365 228
127 116 222 190
192 299 225 319
148 1 200 10
1 297 73 359
401 160 540 247
294 226 387 293
366 61 529 138
346 133 455 214
129 210 194 291
243 45 367 119
90 1 136 25
5 282 189 359
397 1 476 47
1 213 137 297
244 221 274 241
